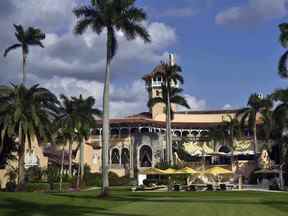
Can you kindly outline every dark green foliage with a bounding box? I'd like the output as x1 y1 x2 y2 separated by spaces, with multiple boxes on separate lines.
84 172 102 187
45 165 60 190
5 181 17 192
3 24 45 57
108 172 130 186
278 23 288 78
73 0 151 60
25 167 43 183
26 182 50 192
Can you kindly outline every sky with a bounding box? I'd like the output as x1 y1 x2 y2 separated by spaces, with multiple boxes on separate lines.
0 0 287 116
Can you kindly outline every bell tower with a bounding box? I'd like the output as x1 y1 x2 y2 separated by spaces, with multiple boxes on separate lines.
143 54 178 120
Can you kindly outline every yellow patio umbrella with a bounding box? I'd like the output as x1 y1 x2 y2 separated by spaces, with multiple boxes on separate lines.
205 166 233 176
176 167 198 175
144 168 166 175
163 168 177 174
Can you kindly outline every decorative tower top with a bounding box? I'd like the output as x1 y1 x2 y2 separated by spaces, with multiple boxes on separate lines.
142 53 179 120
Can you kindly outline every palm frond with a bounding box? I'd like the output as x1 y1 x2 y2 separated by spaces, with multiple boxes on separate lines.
3 44 21 57
278 50 288 78
170 95 190 109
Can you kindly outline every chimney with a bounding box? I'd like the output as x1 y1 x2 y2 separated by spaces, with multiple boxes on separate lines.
169 53 176 66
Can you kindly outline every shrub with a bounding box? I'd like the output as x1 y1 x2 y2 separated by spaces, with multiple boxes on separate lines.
52 182 71 192
26 167 43 183
5 181 16 192
109 172 130 186
84 172 102 187
26 183 49 192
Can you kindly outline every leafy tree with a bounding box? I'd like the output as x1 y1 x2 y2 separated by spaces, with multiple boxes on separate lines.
73 0 150 195
3 25 45 84
0 84 59 188
271 89 288 165
56 95 77 176
278 23 288 78
222 115 242 166
238 94 272 157
70 95 101 186
147 63 190 165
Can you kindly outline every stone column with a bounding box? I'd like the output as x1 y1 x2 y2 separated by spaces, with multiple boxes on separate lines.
129 129 134 178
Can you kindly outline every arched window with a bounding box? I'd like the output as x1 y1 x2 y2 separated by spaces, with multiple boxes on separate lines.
218 145 231 165
111 149 120 164
121 148 130 165
139 145 152 167
174 131 181 137
219 146 231 154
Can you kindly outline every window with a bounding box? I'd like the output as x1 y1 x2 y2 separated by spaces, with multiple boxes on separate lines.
111 149 120 164
121 148 130 165
139 145 152 167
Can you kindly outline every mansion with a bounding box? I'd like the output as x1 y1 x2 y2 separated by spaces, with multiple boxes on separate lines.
0 59 279 188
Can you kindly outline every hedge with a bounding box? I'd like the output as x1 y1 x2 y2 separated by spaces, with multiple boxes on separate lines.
26 183 50 192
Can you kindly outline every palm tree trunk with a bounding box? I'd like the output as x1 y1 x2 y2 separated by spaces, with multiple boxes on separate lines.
101 31 112 196
68 139 72 176
59 146 65 192
17 123 25 190
22 50 27 85
167 104 173 166
80 138 84 181
165 104 170 164
253 121 258 160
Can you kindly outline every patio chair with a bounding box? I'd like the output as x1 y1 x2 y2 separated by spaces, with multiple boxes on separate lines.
174 184 180 191
220 184 226 191
206 184 213 191
189 185 196 191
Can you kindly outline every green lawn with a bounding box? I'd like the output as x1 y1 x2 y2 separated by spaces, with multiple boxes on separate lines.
0 189 288 216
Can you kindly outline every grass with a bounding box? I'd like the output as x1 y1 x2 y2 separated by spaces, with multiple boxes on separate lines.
0 188 288 216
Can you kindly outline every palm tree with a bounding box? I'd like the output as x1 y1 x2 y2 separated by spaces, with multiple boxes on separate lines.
148 78 190 165
3 25 45 85
278 23 288 78
222 115 242 167
271 89 288 163
70 95 101 186
56 95 77 176
52 127 71 192
0 84 59 188
73 0 151 194
238 94 272 158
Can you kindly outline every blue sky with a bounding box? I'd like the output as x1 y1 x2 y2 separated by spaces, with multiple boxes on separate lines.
1 0 288 116
133 0 288 109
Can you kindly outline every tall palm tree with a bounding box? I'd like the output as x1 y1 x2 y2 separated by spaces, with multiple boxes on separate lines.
148 80 190 165
222 115 242 167
56 95 77 176
271 89 288 164
73 0 151 194
3 25 45 85
52 127 71 192
278 23 288 78
0 84 59 188
238 94 272 158
70 95 101 185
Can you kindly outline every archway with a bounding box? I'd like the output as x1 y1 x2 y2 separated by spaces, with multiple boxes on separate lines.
121 148 130 166
139 145 152 167
218 145 231 165
111 148 120 164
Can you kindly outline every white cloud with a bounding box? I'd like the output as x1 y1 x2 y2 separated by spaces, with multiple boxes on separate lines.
177 94 207 111
0 0 208 117
216 0 288 25
39 76 148 117
222 104 233 109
